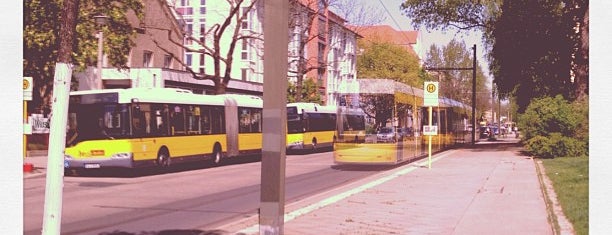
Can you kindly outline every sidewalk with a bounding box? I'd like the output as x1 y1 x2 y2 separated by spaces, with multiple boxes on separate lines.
222 136 559 234
23 150 48 179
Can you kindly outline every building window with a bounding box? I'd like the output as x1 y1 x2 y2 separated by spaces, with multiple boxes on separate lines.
200 0 205 5
241 7 250 30
164 55 172 68
199 53 205 66
143 51 153 68
180 0 190 6
241 38 249 60
186 22 193 36
185 53 193 69
241 68 248 81
199 68 205 74
200 7 206 14
317 42 325 63
199 23 206 42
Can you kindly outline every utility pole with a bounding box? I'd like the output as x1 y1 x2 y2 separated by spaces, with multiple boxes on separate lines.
260 0 289 234
425 44 478 144
42 0 79 234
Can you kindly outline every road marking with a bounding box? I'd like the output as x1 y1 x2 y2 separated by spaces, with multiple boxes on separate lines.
237 150 456 234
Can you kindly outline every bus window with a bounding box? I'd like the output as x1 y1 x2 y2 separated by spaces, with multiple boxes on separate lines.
200 106 211 134
151 104 169 136
211 106 225 134
131 105 146 136
171 105 186 135
251 108 262 133
239 108 251 133
186 105 201 134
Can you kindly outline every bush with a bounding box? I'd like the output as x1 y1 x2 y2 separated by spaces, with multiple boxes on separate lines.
526 133 587 158
519 95 588 158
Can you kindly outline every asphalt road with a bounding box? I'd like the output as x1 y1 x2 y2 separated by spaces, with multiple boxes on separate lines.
24 150 394 234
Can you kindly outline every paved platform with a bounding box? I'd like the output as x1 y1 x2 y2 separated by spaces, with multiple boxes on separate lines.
221 137 558 234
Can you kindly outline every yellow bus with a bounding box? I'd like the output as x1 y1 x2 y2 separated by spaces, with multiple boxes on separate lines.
286 103 338 152
64 87 263 171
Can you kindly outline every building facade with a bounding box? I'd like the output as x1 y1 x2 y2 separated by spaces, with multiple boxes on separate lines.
170 0 359 104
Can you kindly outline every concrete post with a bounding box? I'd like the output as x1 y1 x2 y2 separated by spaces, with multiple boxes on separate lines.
260 0 289 234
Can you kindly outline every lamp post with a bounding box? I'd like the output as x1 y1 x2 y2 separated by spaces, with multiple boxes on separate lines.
94 14 108 89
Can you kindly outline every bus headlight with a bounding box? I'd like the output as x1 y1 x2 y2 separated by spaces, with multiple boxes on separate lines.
288 141 303 147
111 153 133 159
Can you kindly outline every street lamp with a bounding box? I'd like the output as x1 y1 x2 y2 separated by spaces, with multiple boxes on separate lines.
94 14 108 89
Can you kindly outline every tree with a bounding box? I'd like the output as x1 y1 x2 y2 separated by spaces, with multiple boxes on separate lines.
24 0 144 113
286 78 322 104
154 0 260 95
400 0 588 112
287 0 385 103
287 0 325 102
424 40 490 113
357 41 423 87
491 0 572 112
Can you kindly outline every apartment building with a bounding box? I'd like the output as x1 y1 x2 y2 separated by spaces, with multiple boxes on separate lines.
171 0 359 104
75 0 186 90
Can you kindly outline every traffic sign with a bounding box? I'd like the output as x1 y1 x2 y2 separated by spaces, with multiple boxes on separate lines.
24 77 33 101
423 81 438 106
423 125 438 135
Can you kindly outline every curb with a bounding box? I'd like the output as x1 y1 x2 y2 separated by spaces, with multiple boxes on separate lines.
535 159 575 235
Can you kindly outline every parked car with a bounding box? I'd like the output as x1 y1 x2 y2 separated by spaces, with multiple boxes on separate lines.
396 127 412 138
376 127 398 143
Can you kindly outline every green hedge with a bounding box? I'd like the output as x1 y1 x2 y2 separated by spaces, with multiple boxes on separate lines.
519 95 588 158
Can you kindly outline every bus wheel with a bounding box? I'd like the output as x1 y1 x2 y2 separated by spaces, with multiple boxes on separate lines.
157 148 171 169
212 144 223 165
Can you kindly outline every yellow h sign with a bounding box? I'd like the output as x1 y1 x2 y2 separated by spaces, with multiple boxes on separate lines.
423 81 439 107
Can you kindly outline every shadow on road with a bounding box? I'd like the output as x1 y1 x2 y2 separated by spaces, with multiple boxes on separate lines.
64 155 263 178
97 229 231 235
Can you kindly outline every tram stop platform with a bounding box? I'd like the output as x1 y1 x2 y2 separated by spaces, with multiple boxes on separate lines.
219 136 573 235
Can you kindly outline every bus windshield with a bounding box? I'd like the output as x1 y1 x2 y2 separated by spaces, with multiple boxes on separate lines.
66 103 130 146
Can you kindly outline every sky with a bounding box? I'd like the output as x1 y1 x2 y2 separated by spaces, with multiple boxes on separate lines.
356 0 492 86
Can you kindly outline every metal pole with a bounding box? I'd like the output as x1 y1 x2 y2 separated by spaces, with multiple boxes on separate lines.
97 30 103 89
42 0 78 233
260 0 289 234
471 44 476 144
428 106 432 169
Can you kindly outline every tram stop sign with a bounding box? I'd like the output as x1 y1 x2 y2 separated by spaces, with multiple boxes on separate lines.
423 81 439 107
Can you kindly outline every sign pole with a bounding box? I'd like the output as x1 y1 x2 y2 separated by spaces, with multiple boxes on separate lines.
24 100 27 158
428 106 432 169
423 81 438 169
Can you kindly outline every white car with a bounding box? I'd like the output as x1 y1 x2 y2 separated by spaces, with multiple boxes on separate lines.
376 127 398 143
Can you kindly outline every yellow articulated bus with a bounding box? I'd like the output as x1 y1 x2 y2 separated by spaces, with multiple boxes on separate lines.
286 102 338 152
64 87 263 171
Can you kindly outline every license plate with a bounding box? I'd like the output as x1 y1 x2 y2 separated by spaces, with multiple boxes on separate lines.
84 164 101 169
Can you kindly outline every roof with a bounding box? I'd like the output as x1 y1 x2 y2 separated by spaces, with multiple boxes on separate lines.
352 25 418 45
